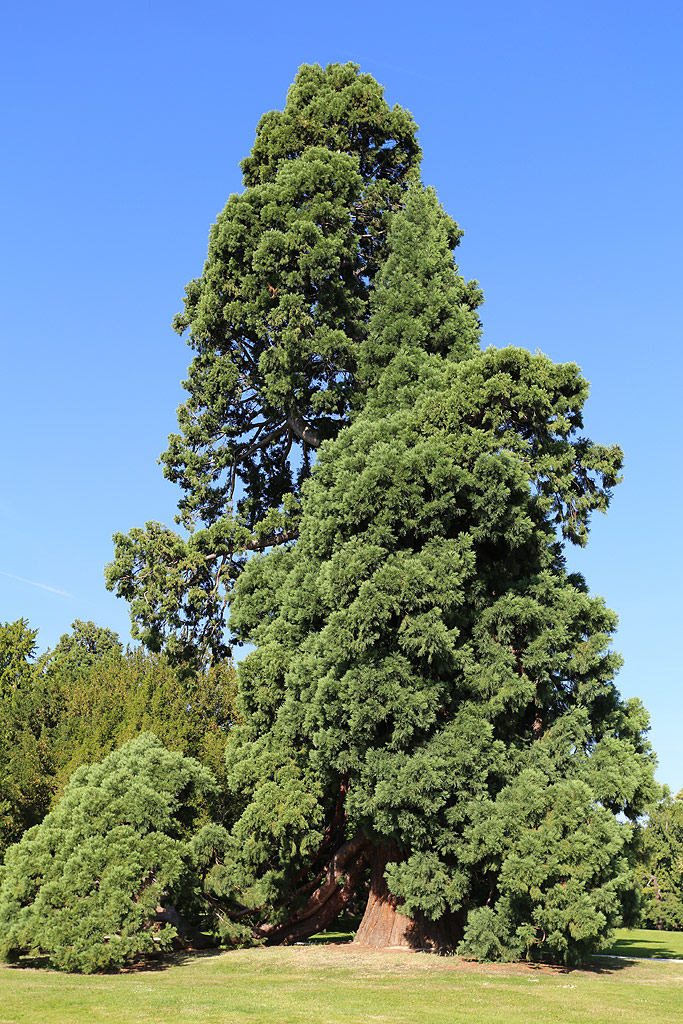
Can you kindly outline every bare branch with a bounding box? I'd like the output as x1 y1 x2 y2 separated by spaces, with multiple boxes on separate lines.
286 413 320 448
246 528 298 551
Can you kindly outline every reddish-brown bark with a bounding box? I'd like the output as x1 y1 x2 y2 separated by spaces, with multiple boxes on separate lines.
223 835 462 951
354 844 463 951
256 833 371 945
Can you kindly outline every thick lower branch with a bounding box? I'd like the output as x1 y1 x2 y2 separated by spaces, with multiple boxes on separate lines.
255 834 371 945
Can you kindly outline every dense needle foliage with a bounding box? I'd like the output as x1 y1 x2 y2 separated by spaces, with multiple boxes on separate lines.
0 734 214 972
177 178 657 963
0 620 54 858
216 335 657 961
0 620 238 860
105 64 484 665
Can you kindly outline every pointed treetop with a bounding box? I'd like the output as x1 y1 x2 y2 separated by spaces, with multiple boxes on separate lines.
358 183 484 394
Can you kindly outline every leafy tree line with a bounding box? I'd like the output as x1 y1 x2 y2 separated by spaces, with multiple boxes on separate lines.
0 618 238 862
637 790 683 930
0 63 669 970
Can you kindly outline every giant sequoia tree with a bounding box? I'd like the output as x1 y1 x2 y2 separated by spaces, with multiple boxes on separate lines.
107 65 657 963
194 223 657 960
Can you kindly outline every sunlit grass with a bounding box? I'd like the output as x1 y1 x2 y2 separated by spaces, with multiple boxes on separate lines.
3 936 683 1024
603 927 683 960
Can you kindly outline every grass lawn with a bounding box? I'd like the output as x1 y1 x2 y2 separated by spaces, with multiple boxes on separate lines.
603 928 683 960
311 919 683 959
2 940 683 1024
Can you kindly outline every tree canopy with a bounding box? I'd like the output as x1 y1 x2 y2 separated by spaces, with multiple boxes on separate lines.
637 790 683 930
0 621 239 861
47 619 123 674
106 63 481 666
0 620 54 859
202 336 656 961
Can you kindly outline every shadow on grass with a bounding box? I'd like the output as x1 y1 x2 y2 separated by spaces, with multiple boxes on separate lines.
602 936 683 960
578 956 633 974
4 946 228 975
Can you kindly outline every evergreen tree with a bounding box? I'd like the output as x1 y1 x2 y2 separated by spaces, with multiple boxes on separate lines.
358 183 482 388
0 734 214 972
47 619 123 674
637 790 683 930
48 648 239 817
191 194 657 964
105 64 480 665
0 620 240 859
0 621 54 859
105 67 657 964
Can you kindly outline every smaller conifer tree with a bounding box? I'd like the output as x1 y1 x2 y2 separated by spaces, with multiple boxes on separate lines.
0 734 214 972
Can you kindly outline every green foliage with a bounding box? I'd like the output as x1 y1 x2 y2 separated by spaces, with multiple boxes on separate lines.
458 769 634 965
0 618 38 696
0 620 238 859
0 620 54 860
358 182 482 390
103 66 657 964
0 734 214 972
214 338 650 961
217 200 656 962
637 791 683 930
47 619 123 674
47 648 238 813
106 62 429 665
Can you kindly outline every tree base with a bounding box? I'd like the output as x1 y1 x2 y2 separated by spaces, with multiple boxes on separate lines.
354 844 463 951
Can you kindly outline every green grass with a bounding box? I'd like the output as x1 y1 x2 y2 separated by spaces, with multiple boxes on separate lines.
2 940 683 1024
308 913 360 944
603 927 683 960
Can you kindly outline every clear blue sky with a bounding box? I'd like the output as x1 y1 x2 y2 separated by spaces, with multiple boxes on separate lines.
2 1 681 791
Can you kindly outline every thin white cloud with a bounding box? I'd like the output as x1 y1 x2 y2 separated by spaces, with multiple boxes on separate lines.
0 571 72 598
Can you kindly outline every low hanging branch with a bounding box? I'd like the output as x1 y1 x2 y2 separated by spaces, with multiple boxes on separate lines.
255 834 371 946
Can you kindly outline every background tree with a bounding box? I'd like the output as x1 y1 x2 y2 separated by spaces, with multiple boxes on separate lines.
47 648 239 817
106 63 481 665
0 734 215 972
0 620 54 860
637 790 683 930
47 619 123 674
0 620 240 860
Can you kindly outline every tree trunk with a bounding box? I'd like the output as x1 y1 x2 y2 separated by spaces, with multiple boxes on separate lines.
256 834 371 945
354 843 463 951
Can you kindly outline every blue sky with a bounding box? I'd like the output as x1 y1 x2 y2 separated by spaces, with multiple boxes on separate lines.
2 1 681 791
